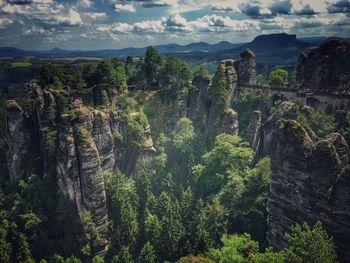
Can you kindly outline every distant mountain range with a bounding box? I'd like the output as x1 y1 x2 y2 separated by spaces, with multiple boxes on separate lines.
1 33 349 66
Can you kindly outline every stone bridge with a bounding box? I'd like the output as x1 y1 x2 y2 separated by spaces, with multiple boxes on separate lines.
236 85 350 111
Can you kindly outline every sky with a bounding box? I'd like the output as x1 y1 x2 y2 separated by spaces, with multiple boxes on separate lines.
0 0 349 50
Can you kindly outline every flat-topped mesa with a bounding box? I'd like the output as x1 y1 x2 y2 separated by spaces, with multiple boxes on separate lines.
238 48 257 86
290 40 350 94
267 118 350 262
5 100 28 183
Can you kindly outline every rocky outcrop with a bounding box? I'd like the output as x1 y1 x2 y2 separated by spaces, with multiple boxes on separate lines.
290 40 350 94
221 109 239 135
261 101 297 151
186 76 210 131
267 119 350 262
237 49 256 86
56 105 109 254
4 100 28 183
246 110 261 152
220 59 238 106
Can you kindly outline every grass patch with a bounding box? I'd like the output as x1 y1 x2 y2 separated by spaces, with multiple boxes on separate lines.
10 61 32 69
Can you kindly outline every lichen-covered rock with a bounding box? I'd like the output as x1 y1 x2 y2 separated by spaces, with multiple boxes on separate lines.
238 49 257 86
221 109 239 135
267 119 350 262
5 100 28 183
246 110 261 152
262 101 297 151
290 40 350 94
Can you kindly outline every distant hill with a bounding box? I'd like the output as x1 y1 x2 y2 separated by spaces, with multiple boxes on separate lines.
1 33 348 67
0 41 242 59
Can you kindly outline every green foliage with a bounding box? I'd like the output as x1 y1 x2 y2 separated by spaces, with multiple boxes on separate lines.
196 134 253 196
192 65 210 81
268 68 288 87
256 74 268 86
283 221 337 263
138 242 156 263
207 64 228 114
92 255 105 263
235 95 269 137
207 234 259 263
296 107 336 137
125 111 148 149
106 171 139 256
158 56 192 100
144 46 163 89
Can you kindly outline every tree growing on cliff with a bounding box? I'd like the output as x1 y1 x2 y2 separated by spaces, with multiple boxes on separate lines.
268 68 288 88
144 46 163 89
158 56 191 100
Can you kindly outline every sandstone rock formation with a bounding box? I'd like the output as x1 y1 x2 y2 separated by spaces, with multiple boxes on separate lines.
267 119 350 262
3 83 157 256
4 100 28 183
220 59 238 106
290 40 350 94
237 49 257 86
221 109 239 135
246 110 261 153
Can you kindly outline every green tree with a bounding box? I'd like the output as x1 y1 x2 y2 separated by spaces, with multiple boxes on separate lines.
92 255 105 263
192 65 210 81
207 64 227 112
173 118 196 186
16 233 35 263
219 157 271 244
158 56 192 99
138 242 156 263
283 221 337 263
107 172 139 255
256 74 268 86
268 68 288 87
207 234 258 263
196 134 253 197
144 46 163 89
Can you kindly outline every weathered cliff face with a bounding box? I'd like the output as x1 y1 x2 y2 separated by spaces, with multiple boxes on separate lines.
246 110 261 153
5 100 28 183
267 119 350 262
221 109 239 135
220 59 238 106
290 40 350 94
237 49 257 86
4 83 157 255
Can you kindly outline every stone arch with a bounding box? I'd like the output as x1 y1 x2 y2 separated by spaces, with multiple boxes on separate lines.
306 97 321 110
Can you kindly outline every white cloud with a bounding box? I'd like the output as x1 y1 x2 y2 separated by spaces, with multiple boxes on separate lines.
211 2 239 12
112 23 134 33
78 0 92 8
54 9 82 26
0 17 13 28
165 13 192 31
84 12 107 20
133 20 163 32
115 3 136 12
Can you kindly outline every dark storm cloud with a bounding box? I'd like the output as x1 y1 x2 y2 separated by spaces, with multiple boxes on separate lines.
327 0 350 13
239 2 263 17
6 0 32 5
142 2 170 8
294 4 318 15
269 0 292 15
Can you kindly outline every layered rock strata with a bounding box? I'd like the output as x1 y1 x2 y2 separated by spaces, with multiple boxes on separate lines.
267 119 350 262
